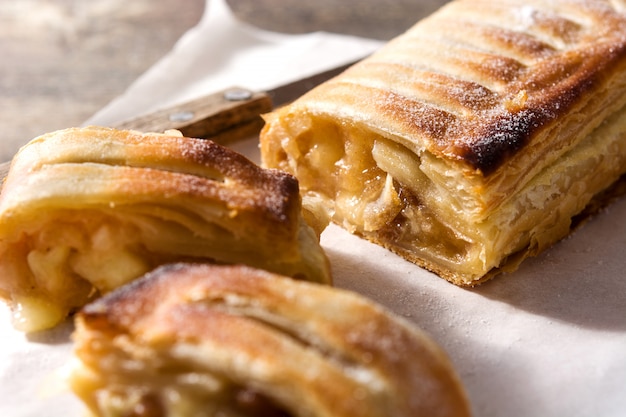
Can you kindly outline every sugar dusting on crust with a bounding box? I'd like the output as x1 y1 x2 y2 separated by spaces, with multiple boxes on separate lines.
76 263 471 417
332 0 626 175
49 127 302 226
161 132 300 223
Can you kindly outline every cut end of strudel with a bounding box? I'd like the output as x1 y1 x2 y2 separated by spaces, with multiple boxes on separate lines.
0 126 330 332
70 263 472 417
260 0 626 286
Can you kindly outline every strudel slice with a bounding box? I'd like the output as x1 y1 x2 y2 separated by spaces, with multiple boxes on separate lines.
70 263 471 417
260 0 626 285
0 126 330 332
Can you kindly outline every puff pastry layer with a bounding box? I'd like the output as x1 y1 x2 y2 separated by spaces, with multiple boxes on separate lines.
70 263 471 417
0 127 330 331
260 0 626 285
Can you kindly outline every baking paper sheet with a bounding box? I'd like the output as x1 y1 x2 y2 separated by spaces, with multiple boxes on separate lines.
2 1 625 416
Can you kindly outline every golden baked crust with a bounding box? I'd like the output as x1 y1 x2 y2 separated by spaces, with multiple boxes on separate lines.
260 0 626 285
0 126 330 332
70 263 471 417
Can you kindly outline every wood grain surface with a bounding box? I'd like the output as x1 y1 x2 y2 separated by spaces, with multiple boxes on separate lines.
0 0 449 161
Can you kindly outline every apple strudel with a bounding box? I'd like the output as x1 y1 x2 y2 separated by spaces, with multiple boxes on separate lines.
260 0 626 285
70 263 471 417
0 126 330 332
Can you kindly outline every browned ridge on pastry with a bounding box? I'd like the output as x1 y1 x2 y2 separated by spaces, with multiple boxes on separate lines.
260 0 626 285
0 127 330 332
306 0 626 175
71 263 472 417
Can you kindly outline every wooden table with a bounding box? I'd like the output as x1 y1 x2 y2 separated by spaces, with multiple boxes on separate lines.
0 0 449 162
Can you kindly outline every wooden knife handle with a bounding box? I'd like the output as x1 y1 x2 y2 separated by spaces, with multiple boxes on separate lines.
0 87 273 181
114 87 272 143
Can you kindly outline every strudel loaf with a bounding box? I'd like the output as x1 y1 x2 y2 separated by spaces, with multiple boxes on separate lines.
260 0 626 285
70 263 472 417
0 127 330 332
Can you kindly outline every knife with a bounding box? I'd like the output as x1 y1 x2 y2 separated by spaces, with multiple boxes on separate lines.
0 59 358 180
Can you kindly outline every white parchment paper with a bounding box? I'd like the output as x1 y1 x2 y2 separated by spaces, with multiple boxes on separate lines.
2 1 625 416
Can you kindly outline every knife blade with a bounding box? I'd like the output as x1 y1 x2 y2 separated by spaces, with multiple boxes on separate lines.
0 59 359 180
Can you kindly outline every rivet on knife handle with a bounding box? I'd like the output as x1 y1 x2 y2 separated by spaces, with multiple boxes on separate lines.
113 87 273 144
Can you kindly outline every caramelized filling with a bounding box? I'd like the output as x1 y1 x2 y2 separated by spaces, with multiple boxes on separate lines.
273 114 478 275
0 215 154 332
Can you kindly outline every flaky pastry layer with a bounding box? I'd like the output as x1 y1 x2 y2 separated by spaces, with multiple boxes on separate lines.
70 263 471 417
0 127 330 331
260 0 626 285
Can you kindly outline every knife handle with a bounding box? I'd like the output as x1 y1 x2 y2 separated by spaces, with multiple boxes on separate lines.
114 87 273 144
0 87 273 181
